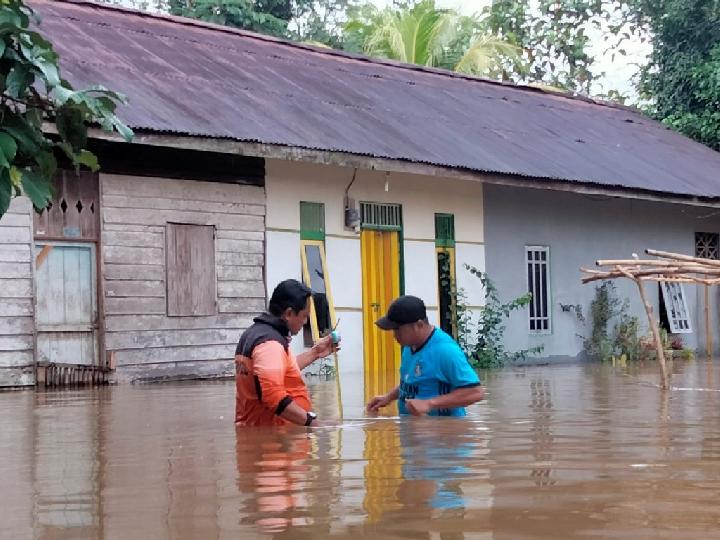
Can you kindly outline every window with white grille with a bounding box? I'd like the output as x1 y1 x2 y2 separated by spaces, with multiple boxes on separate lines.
360 202 402 230
526 246 551 333
660 281 692 334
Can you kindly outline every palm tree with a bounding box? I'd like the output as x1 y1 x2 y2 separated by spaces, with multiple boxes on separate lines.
346 0 519 79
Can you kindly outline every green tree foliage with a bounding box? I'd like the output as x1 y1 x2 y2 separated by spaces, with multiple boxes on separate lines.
167 0 294 37
345 0 519 78
627 0 720 150
0 0 133 218
485 0 720 148
292 0 355 48
167 0 354 47
484 0 610 93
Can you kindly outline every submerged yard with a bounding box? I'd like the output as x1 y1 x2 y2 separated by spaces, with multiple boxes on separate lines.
2 359 720 539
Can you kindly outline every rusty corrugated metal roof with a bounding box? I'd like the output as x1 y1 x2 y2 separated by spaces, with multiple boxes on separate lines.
30 0 720 200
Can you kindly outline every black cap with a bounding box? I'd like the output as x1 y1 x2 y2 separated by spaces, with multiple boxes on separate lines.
375 295 427 330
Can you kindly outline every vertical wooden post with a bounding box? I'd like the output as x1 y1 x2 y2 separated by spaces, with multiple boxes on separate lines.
636 278 669 389
705 284 712 357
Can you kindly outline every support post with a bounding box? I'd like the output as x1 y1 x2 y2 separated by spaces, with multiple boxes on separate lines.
705 284 712 357
636 278 669 389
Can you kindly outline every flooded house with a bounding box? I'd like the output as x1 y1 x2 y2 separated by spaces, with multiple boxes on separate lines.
2 0 720 390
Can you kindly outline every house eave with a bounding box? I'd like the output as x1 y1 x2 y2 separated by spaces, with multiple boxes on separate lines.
81 127 720 209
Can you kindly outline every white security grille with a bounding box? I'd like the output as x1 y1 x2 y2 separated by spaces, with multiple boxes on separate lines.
360 202 402 230
526 246 551 333
660 281 692 334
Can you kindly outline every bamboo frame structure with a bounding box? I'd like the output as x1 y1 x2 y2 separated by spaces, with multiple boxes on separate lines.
581 249 717 390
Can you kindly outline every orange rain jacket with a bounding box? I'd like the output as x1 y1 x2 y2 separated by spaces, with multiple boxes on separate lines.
235 314 312 426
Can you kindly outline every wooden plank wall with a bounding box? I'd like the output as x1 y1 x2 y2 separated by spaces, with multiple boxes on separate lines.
0 196 35 386
101 174 266 382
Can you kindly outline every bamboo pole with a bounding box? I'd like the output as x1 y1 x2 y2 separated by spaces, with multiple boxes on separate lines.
640 277 713 285
582 269 682 283
635 277 670 389
596 259 677 267
646 249 720 268
333 349 343 422
706 284 712 357
595 263 720 276
580 248 720 388
583 271 720 285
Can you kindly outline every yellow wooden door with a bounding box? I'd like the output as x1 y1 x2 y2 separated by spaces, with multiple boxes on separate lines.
361 229 401 405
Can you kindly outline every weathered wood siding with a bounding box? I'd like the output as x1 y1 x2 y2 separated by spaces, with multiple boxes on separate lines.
101 174 266 382
0 196 35 386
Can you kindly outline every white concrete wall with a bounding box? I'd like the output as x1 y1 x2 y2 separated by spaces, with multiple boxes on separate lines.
265 160 485 384
484 184 720 360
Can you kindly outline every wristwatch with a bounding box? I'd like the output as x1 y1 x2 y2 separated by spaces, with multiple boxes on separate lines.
304 411 317 426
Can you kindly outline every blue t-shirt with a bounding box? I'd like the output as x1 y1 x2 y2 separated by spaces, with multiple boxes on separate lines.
398 328 480 416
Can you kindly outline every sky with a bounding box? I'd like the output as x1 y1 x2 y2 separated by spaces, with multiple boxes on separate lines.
371 0 650 99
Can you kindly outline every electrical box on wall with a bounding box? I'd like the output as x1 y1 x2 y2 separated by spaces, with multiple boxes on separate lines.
344 198 360 231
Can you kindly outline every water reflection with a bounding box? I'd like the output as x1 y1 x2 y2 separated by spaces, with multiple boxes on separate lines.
236 427 315 533
356 417 492 539
32 391 102 539
6 361 720 538
529 377 555 487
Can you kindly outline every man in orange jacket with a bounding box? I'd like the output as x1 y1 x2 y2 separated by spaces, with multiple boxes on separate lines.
235 279 336 427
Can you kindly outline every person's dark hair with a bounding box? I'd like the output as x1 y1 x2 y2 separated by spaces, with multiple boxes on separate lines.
268 279 312 316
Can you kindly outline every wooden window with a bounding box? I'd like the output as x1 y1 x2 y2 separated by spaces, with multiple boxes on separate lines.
660 281 692 334
166 223 217 316
301 240 337 343
695 232 719 259
300 202 334 346
34 170 100 241
435 213 456 337
526 246 551 333
435 213 455 248
300 201 325 241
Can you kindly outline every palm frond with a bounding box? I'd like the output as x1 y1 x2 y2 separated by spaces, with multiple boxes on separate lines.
454 36 520 76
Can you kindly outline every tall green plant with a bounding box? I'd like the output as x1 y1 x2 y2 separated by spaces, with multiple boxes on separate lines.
0 0 133 218
581 281 641 361
345 0 519 77
443 262 541 369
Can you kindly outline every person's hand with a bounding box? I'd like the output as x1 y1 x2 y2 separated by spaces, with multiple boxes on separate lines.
405 398 432 416
367 394 391 412
311 335 340 359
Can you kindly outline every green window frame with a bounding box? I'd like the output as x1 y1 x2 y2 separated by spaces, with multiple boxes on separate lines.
435 213 455 248
300 201 325 241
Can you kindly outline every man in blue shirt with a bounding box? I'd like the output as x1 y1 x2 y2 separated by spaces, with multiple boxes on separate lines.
367 295 484 416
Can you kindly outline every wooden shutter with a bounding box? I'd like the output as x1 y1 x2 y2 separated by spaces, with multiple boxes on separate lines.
435 213 455 248
300 202 325 241
166 223 217 316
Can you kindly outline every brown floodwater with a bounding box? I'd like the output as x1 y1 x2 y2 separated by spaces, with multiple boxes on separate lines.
3 359 720 539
